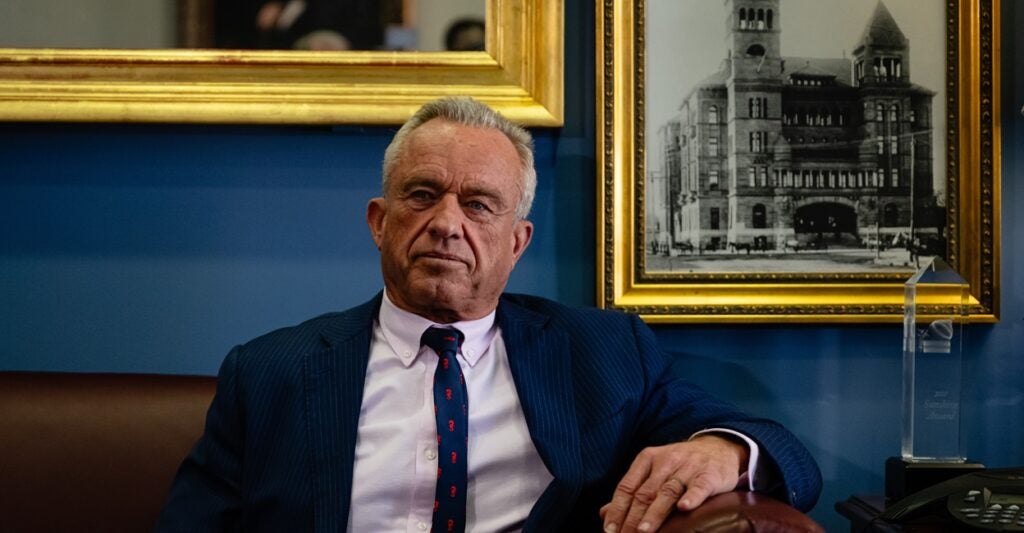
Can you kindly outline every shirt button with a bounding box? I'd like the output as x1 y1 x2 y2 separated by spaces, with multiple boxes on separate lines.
425 450 436 460
417 521 428 530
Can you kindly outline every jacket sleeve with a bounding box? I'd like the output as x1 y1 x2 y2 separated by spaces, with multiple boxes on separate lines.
627 314 823 512
155 347 245 532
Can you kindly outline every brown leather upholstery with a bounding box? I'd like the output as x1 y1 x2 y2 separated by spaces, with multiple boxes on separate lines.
0 371 822 532
660 491 825 532
0 372 215 533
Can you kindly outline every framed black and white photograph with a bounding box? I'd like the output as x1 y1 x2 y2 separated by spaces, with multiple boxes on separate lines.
597 0 1001 323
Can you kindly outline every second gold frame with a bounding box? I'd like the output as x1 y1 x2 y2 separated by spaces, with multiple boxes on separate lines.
597 0 1000 323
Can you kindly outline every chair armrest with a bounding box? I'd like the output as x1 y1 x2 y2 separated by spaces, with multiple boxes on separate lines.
658 492 823 532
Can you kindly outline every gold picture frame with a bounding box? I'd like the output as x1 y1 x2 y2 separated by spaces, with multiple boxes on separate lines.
0 0 562 126
596 0 1000 323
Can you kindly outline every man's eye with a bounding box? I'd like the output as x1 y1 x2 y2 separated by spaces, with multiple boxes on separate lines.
409 190 434 201
466 200 490 212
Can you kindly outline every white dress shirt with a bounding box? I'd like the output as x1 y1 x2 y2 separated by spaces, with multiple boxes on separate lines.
347 292 763 531
348 292 553 532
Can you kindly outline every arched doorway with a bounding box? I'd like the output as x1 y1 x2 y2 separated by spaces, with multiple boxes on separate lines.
793 202 858 247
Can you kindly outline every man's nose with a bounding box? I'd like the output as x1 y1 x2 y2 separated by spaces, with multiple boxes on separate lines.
427 194 464 239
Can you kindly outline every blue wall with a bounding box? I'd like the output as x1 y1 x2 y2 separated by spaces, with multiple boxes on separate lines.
1 2 1020 530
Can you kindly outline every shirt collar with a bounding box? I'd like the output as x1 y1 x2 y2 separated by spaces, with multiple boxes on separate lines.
378 290 497 368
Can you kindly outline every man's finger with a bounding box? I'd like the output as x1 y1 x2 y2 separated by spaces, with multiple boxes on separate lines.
634 477 687 532
602 453 653 532
620 458 684 532
676 472 717 511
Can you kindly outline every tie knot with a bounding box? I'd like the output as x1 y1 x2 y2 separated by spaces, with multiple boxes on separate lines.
421 326 464 356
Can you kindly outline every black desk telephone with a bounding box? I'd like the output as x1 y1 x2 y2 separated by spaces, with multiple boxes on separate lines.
880 468 1024 531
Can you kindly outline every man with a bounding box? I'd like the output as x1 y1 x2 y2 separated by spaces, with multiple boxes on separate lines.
157 97 821 532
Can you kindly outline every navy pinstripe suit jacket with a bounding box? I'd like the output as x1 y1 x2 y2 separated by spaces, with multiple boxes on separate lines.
157 293 822 532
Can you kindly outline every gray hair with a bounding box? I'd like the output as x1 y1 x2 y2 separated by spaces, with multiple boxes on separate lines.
382 96 537 219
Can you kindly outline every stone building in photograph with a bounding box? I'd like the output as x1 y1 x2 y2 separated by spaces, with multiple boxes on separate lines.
651 0 941 255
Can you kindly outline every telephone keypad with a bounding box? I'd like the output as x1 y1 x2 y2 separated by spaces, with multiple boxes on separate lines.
951 496 1024 531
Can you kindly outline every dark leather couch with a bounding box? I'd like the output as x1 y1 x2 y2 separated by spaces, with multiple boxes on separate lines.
0 371 822 532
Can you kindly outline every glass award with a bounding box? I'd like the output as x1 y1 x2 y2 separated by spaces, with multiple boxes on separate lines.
901 257 969 461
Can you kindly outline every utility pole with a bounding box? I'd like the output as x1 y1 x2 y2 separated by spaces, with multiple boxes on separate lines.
909 133 917 266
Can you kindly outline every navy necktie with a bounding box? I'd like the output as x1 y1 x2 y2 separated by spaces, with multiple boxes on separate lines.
421 326 468 533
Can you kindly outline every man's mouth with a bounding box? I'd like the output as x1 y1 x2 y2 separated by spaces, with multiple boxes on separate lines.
417 252 464 263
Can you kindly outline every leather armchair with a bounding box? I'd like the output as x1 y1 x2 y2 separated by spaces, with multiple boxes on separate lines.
0 371 822 532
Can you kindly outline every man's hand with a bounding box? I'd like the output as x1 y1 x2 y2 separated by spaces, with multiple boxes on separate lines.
599 434 749 533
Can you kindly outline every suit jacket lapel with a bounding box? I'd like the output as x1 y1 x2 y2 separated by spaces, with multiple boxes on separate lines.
303 295 380 532
498 299 582 531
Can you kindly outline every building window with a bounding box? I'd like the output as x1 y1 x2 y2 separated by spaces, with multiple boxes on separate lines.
753 204 767 228
710 207 720 230
750 132 765 152
749 97 768 118
872 57 903 81
739 8 762 30
748 167 756 187
877 140 885 155
766 9 773 29
747 44 766 56
759 166 768 187
876 102 885 122
708 137 719 156
884 204 900 226
889 104 899 122
891 137 899 154
708 169 719 189
886 57 901 80
891 168 900 187
708 105 719 124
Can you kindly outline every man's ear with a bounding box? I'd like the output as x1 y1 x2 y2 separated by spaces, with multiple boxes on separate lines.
366 197 386 249
511 219 534 261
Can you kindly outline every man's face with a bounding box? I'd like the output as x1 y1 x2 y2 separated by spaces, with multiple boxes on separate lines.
366 119 533 323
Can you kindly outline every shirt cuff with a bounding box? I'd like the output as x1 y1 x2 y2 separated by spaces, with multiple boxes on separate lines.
690 428 761 492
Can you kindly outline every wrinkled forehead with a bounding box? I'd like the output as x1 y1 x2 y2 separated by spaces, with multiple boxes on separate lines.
389 120 522 187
